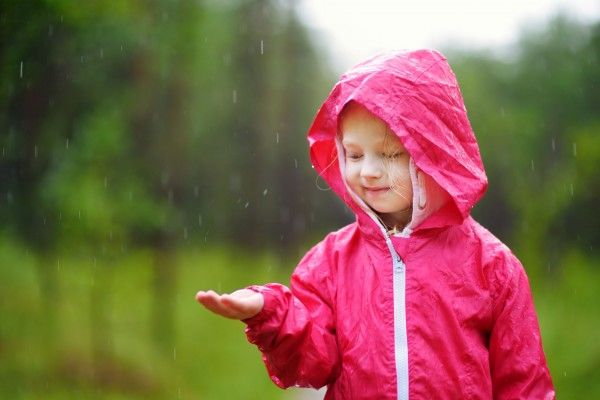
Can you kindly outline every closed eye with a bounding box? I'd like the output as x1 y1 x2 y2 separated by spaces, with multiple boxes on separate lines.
384 151 402 159
346 152 363 160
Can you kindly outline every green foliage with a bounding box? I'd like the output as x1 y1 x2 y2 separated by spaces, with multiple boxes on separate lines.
448 15 600 276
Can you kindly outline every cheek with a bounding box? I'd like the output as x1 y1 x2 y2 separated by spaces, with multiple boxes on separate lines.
389 164 412 189
344 163 358 182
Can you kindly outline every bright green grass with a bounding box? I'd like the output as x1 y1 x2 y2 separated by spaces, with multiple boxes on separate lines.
0 240 296 399
1 238 599 398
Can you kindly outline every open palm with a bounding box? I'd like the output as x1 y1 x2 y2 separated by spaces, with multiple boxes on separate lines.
196 289 264 320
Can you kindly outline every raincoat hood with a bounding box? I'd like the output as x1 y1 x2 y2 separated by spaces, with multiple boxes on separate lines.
308 49 488 233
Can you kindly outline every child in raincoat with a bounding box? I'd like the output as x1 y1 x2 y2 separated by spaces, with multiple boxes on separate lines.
196 49 555 399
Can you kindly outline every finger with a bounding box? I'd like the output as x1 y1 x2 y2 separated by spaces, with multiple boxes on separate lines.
197 291 234 317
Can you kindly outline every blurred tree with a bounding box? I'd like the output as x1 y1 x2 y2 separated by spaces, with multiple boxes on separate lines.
0 0 339 373
449 15 600 276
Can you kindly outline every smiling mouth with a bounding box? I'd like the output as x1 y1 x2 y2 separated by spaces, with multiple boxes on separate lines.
364 187 389 194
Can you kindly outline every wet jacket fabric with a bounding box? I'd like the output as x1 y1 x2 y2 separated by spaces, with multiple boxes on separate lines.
244 49 555 399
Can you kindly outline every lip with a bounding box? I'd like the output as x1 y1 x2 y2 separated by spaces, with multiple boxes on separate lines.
363 186 389 194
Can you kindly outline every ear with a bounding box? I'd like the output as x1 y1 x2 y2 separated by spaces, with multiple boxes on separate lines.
417 170 427 210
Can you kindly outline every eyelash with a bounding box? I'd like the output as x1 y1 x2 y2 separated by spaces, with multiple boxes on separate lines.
345 152 402 160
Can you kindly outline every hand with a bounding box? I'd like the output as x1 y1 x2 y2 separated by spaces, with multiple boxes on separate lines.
195 288 264 320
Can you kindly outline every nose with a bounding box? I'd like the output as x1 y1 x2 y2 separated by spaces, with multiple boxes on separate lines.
360 155 383 179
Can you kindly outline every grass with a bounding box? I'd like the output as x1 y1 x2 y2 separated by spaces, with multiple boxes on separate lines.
1 237 599 398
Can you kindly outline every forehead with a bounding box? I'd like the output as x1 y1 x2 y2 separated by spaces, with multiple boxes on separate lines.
340 103 404 148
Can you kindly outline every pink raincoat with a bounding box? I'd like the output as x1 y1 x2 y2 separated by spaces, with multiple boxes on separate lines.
245 49 555 399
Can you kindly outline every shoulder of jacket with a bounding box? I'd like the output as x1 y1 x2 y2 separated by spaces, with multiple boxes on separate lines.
296 222 359 273
467 218 526 297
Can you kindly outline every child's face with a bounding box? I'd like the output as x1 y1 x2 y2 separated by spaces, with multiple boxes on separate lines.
341 104 413 227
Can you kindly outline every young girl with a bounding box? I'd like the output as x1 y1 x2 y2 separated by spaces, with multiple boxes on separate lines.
196 49 555 399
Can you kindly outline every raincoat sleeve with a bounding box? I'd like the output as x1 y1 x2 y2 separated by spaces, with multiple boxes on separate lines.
488 250 555 400
243 238 340 389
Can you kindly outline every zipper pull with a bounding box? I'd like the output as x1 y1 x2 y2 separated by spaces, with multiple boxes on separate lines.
394 257 404 272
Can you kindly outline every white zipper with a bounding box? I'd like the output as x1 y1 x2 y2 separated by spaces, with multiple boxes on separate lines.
385 234 409 400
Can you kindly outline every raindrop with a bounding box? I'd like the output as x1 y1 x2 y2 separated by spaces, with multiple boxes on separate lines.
294 158 298 169
198 214 203 226
100 49 104 59
551 138 556 152
263 189 268 196
244 201 250 208
569 183 574 196
530 160 535 171
78 210 81 220
168 189 174 203
48 24 54 37
57 259 60 271
34 145 38 158
183 228 188 240
173 347 177 360
232 90 237 104
572 142 577 157
104 176 108 188
66 138 69 149
19 61 23 79
194 185 199 197
128 191 133 201
260 40 264 55
276 132 279 143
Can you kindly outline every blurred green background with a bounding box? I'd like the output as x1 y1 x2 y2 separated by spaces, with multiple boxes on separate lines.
1 1 599 399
